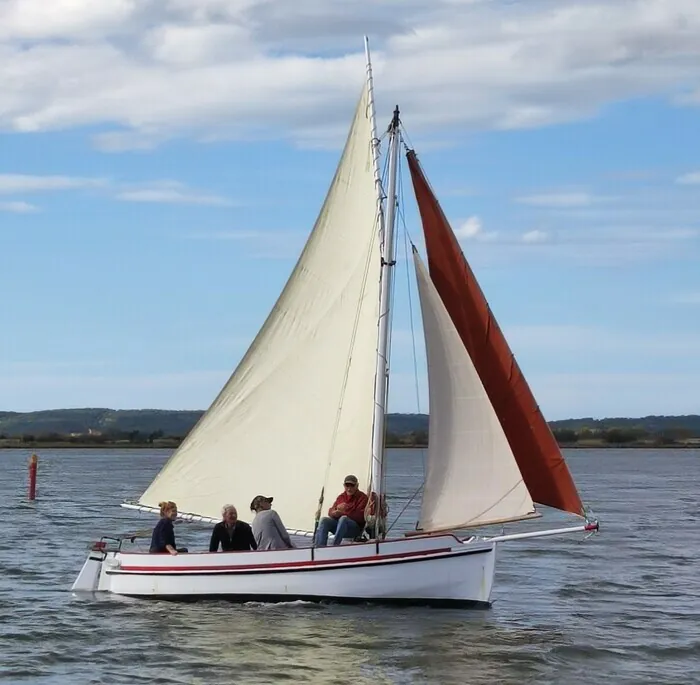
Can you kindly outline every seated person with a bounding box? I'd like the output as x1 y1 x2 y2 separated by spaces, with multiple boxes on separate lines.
150 500 187 554
209 504 257 552
250 495 294 550
314 475 368 547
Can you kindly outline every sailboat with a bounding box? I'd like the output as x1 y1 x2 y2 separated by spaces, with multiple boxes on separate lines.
72 38 598 606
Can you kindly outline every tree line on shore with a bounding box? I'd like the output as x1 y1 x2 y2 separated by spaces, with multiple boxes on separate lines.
1 409 699 448
387 426 700 447
2 425 699 448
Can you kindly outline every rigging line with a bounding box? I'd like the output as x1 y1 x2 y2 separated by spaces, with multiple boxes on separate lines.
398 121 415 155
385 482 424 534
398 157 423 418
396 142 428 484
380 139 391 226
380 138 401 506
396 133 420 240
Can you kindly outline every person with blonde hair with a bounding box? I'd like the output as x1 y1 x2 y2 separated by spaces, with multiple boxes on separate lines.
209 504 257 552
149 501 180 555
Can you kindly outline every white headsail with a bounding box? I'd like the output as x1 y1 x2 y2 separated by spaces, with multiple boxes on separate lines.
413 250 536 531
138 84 381 533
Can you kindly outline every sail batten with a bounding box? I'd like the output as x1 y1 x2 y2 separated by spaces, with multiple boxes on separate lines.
407 151 584 518
138 85 382 533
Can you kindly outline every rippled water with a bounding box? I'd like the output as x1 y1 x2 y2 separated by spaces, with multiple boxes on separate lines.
1 447 698 684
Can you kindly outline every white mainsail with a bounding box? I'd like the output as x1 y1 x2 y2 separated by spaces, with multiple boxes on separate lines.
139 84 381 533
413 250 536 531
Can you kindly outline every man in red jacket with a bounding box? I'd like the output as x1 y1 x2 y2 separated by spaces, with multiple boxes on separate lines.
314 475 369 546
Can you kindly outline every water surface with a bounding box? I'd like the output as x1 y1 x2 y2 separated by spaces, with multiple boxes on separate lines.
1 448 698 684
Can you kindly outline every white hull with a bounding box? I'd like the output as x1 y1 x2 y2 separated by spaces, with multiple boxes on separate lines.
72 534 497 607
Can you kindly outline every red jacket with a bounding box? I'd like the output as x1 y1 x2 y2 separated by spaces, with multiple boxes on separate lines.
328 490 368 527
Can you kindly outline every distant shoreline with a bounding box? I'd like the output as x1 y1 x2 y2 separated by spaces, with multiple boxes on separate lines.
1 440 697 450
2 410 699 451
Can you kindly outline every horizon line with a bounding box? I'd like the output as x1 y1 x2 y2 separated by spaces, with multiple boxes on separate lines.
1 407 698 422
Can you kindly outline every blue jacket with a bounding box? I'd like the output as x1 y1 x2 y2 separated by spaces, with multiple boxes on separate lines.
150 517 176 553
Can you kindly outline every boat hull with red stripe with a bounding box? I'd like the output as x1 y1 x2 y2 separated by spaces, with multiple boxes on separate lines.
71 534 497 607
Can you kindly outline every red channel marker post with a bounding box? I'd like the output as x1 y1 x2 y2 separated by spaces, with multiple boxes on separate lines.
28 453 38 500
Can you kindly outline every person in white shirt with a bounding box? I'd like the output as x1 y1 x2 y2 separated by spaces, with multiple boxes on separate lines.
249 495 295 550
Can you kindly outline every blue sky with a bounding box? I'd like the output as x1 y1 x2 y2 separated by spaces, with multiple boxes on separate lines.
1 0 699 419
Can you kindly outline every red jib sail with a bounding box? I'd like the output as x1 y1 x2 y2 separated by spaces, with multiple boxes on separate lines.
406 150 584 516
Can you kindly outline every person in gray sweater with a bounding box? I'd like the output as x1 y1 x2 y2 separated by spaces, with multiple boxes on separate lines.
249 495 295 550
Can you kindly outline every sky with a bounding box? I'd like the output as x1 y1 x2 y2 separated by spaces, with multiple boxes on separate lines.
1 0 699 420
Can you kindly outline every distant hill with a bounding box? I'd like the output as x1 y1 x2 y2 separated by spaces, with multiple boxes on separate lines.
550 415 700 433
0 408 203 438
0 408 698 439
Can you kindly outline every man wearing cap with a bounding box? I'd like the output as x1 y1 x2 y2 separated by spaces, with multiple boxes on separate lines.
250 495 295 551
314 475 369 546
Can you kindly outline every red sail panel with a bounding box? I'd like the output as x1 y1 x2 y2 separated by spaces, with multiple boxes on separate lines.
406 150 584 516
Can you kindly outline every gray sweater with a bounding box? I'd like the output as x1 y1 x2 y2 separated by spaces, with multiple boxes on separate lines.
251 509 294 550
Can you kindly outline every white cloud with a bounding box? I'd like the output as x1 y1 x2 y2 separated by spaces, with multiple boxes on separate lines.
521 229 548 243
0 200 39 213
116 181 233 206
515 192 597 208
0 174 104 194
145 23 253 67
0 1 699 149
676 171 700 185
451 220 699 267
0 0 136 40
454 215 482 238
0 174 234 207
453 215 499 242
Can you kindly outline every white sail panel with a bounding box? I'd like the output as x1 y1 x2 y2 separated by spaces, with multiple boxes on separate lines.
139 85 381 533
413 251 536 531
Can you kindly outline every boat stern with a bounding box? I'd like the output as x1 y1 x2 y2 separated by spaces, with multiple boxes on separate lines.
478 540 497 604
71 540 118 594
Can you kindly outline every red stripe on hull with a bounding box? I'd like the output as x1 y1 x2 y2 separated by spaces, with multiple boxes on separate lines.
117 547 454 573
